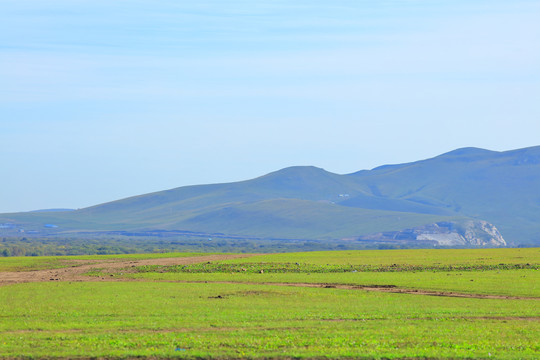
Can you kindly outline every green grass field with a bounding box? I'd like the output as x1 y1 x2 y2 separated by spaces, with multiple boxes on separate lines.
221 248 540 266
1 248 539 359
0 252 208 272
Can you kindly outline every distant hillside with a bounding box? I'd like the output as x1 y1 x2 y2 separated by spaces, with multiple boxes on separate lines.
344 146 540 245
1 146 539 246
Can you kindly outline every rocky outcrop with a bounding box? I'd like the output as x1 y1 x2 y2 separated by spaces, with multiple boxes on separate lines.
416 220 506 246
359 220 506 247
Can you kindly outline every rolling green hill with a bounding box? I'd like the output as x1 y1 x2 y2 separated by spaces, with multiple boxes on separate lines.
344 146 540 245
1 146 539 246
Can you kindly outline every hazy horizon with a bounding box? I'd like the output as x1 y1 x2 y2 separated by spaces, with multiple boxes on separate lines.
2 1 540 213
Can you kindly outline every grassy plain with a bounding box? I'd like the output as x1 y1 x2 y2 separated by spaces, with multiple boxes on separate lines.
129 248 540 297
221 247 540 266
0 252 207 272
0 248 539 359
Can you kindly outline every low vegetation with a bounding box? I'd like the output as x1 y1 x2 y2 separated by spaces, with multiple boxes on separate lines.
0 236 425 257
1 248 538 359
0 252 206 272
136 261 537 274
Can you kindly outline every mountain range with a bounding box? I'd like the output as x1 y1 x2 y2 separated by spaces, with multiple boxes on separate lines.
2 146 540 247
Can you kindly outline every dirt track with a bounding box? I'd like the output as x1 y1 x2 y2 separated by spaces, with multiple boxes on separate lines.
197 281 538 300
0 254 255 285
1 254 538 300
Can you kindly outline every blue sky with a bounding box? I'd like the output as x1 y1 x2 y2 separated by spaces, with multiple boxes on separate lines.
1 0 540 212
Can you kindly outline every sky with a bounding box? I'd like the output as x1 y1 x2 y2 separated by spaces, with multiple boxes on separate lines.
1 0 540 213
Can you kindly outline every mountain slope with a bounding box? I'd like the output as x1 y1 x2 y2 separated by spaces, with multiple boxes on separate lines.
344 146 540 244
0 167 458 240
1 146 539 246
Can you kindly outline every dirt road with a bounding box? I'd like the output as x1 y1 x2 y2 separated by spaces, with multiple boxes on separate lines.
0 254 255 285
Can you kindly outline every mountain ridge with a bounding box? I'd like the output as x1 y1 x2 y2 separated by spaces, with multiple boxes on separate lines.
1 146 539 246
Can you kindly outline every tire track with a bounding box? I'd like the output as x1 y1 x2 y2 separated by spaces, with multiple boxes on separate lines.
0 254 257 285
169 280 540 300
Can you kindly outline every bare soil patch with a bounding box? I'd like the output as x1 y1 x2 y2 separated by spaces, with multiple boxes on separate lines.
179 280 540 300
0 254 257 286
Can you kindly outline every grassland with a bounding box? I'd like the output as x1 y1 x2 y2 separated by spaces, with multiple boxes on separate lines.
0 252 207 272
220 248 540 266
1 248 539 359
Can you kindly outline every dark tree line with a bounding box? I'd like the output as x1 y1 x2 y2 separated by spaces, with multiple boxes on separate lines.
0 236 418 257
